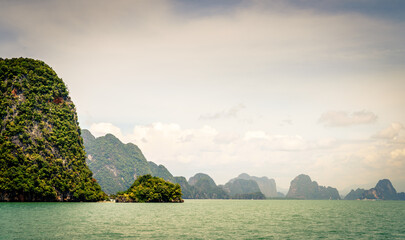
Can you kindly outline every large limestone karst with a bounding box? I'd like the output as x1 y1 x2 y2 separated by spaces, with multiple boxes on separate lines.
360 179 400 200
82 129 175 195
0 58 106 201
188 173 229 199
232 173 278 198
223 178 261 196
173 176 194 199
222 178 265 199
344 188 366 200
345 179 405 200
286 174 340 200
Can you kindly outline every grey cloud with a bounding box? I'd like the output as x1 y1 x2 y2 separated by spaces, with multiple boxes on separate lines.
319 110 378 127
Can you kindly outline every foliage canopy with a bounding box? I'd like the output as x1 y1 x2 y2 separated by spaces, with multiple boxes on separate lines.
116 175 183 203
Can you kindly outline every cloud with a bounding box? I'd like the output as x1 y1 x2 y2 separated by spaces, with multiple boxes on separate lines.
89 122 123 139
391 148 405 159
389 147 405 168
373 122 404 140
319 110 378 127
86 122 323 180
200 104 246 120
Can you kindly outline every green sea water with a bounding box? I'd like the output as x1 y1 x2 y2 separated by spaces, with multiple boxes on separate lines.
1 200 404 239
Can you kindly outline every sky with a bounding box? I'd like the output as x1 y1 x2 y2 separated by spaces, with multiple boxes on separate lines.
1 0 405 193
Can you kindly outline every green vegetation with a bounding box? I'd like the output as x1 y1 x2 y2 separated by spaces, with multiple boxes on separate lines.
148 161 175 183
82 130 174 195
115 175 183 203
0 58 106 201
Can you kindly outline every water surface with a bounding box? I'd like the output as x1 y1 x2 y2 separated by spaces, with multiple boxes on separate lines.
1 200 404 239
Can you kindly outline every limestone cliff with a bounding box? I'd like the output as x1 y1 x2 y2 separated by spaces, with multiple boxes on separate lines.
0 58 106 201
361 179 399 200
286 174 340 200
233 173 277 198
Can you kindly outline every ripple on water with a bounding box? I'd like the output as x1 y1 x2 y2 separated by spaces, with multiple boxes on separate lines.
0 200 404 239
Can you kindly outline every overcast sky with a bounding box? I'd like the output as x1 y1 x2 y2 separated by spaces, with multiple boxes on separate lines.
1 0 405 193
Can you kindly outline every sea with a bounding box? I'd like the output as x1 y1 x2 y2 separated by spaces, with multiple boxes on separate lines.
1 200 404 239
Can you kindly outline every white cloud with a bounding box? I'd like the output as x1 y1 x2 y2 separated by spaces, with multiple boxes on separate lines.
389 148 405 168
391 148 405 159
373 122 404 140
319 110 378 127
244 131 269 140
87 123 319 183
89 122 123 139
244 131 309 151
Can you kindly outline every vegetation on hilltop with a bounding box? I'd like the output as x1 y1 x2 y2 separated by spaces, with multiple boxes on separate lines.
0 58 106 201
116 174 183 203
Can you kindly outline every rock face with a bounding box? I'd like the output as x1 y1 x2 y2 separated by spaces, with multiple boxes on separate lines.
82 130 174 194
344 188 366 200
286 174 340 200
188 173 216 186
277 192 285 198
148 161 175 183
233 173 278 198
360 179 399 200
188 173 229 199
0 58 106 201
223 179 262 196
173 176 194 199
398 192 405 200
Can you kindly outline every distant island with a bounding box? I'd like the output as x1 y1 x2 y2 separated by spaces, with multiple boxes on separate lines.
345 179 405 201
286 174 340 200
81 130 273 199
81 129 405 201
